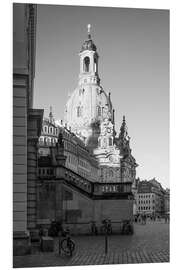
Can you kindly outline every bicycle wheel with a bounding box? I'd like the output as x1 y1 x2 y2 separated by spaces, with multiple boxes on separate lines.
61 239 75 255
68 239 75 256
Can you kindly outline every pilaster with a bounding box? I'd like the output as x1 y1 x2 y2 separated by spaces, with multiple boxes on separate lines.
27 109 43 231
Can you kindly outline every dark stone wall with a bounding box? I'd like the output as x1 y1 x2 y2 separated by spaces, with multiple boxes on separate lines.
37 182 56 221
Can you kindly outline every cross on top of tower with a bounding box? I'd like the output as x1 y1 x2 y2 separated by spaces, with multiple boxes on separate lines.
87 24 91 39
87 24 91 33
81 23 96 52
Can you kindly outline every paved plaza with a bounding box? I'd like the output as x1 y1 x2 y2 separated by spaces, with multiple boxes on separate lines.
13 221 169 268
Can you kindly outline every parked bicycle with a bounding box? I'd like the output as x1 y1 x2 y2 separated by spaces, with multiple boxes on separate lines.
48 220 62 237
121 220 134 235
100 219 112 235
59 228 75 256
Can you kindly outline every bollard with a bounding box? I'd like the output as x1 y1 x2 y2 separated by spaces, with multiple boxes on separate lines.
59 236 61 255
105 233 108 254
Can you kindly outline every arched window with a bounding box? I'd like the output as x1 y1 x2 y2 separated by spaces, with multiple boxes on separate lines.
48 138 51 145
103 138 107 148
44 126 47 133
109 137 113 146
94 57 97 72
77 107 80 117
109 170 114 178
84 56 90 72
77 106 83 117
44 137 47 145
77 106 80 117
97 106 101 116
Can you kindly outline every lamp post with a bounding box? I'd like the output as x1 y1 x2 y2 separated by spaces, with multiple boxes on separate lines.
104 219 108 255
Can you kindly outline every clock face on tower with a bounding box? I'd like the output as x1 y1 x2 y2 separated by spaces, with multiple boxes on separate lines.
108 154 119 164
109 155 114 162
107 127 111 133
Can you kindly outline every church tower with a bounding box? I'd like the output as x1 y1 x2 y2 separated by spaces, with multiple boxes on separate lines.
79 24 100 86
64 25 114 151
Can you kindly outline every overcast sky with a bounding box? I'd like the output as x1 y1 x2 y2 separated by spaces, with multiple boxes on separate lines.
34 5 169 188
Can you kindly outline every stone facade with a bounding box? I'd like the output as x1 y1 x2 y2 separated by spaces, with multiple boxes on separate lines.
64 27 137 186
64 29 114 151
164 188 170 214
27 109 43 231
37 134 134 234
38 109 58 156
134 178 169 216
38 112 99 182
13 3 43 255
37 27 137 234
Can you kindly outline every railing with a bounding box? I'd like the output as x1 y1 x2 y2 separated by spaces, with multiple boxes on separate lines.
38 167 55 179
63 167 132 197
38 141 57 146
64 170 93 194
93 182 132 196
38 165 133 198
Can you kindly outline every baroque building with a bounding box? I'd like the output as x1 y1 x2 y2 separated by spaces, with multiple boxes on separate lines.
38 108 99 182
37 25 137 234
64 25 137 184
134 178 169 216
38 107 58 156
64 25 114 151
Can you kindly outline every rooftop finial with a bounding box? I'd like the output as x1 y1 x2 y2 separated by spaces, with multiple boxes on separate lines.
87 24 91 33
123 115 126 122
87 24 91 39
49 105 53 123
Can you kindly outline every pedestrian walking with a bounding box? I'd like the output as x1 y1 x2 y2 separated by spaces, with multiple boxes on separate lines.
145 214 147 225
91 221 98 235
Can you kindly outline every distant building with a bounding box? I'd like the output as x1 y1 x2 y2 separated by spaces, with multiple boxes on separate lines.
132 178 140 215
134 178 169 216
164 188 170 214
38 107 58 156
38 111 99 182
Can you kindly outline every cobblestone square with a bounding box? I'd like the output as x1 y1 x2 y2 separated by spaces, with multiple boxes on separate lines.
13 220 169 268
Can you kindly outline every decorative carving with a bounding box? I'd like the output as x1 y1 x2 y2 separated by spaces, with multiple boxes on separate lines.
102 104 111 120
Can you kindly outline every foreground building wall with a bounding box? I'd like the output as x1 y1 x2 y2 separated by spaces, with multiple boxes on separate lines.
13 3 43 255
37 135 134 234
13 3 29 244
37 179 133 234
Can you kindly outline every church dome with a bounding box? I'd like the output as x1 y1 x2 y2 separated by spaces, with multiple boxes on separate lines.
64 25 114 150
64 84 113 138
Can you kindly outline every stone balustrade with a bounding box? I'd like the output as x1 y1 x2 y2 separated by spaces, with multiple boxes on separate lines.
38 165 133 198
